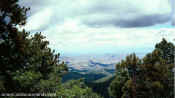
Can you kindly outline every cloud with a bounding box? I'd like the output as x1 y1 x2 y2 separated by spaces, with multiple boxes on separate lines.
21 0 172 30
41 20 175 55
19 0 175 56
19 0 49 17
169 0 175 25
24 8 54 31
82 14 170 28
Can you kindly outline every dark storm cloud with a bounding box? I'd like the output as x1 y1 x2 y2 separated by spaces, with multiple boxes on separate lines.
82 14 170 28
119 14 170 28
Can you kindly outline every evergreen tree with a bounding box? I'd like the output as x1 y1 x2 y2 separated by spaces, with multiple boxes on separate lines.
108 68 129 98
109 39 174 98
0 0 69 95
155 38 174 64
109 54 140 98
57 79 103 98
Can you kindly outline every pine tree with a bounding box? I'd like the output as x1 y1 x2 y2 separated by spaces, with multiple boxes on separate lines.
109 53 140 98
155 38 174 64
109 39 174 98
0 0 68 94
57 79 103 98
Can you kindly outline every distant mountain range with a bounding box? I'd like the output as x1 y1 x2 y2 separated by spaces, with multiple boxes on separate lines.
60 54 124 71
60 54 124 83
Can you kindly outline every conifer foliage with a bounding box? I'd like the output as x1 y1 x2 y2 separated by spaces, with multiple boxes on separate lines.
0 0 68 94
109 39 174 98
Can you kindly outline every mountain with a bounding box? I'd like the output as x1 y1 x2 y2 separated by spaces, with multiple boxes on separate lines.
60 54 124 71
62 71 107 83
61 54 121 98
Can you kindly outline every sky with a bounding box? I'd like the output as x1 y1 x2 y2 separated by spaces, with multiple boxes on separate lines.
19 0 175 56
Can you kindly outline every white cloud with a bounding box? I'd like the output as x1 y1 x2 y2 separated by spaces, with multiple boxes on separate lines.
24 8 53 31
41 21 175 55
19 0 175 55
